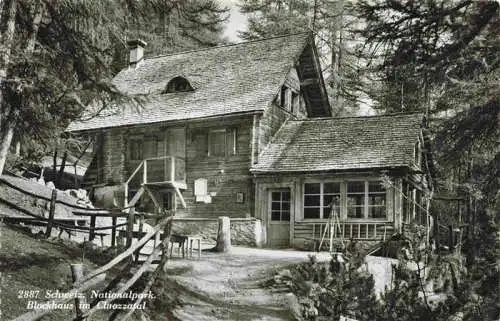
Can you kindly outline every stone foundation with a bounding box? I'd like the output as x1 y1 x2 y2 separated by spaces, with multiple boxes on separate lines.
171 217 263 247
292 237 380 253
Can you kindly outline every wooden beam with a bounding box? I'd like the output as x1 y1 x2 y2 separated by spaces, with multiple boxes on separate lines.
174 186 186 209
127 186 144 207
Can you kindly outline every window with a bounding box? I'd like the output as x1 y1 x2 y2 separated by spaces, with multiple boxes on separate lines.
304 182 340 219
270 189 290 221
304 180 387 220
129 139 142 160
347 181 364 218
280 86 288 108
208 129 226 157
208 128 237 157
347 181 386 219
368 181 386 218
143 138 158 158
163 192 173 210
291 91 299 114
164 76 193 93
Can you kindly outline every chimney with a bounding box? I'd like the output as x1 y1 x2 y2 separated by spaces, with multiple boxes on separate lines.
127 39 147 68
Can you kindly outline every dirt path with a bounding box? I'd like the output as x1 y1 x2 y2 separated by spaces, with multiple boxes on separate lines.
163 247 330 321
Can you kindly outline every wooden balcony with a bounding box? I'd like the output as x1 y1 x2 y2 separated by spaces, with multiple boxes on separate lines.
126 156 186 189
124 155 187 210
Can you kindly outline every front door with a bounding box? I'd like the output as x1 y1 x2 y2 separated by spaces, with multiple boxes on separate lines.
268 189 291 247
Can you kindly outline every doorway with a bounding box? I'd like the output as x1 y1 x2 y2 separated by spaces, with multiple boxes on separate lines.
268 188 291 247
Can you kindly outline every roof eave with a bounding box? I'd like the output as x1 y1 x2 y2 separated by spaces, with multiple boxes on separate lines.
250 165 412 175
66 110 265 134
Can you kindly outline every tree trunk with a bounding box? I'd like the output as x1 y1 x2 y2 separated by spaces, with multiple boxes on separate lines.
0 119 14 174
56 150 68 187
215 216 231 253
0 0 18 134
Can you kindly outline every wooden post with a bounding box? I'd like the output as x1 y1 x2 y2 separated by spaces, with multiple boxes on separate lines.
215 216 231 253
434 208 440 251
135 213 144 263
448 225 454 250
45 189 57 237
89 216 96 242
126 208 135 248
71 263 88 320
111 216 117 247
170 156 175 182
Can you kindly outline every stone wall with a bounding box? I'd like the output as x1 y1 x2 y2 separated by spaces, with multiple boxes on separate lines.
292 237 380 254
171 217 263 247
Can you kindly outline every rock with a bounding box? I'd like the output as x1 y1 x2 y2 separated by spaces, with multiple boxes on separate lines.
68 189 79 198
77 189 87 199
45 181 56 189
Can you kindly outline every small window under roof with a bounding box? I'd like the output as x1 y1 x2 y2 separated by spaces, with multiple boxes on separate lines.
164 76 194 93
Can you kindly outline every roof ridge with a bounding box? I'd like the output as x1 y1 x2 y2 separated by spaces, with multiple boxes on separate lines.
145 32 310 61
290 112 424 121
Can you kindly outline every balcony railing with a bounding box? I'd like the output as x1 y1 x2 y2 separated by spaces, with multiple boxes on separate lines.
125 155 186 187
297 221 394 242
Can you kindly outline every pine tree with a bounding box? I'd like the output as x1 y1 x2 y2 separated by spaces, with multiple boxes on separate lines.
0 0 229 176
238 0 365 115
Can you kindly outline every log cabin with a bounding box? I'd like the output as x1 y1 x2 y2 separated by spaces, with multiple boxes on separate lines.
66 33 432 249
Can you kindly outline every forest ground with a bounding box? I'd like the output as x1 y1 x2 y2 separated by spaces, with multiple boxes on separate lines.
157 247 395 321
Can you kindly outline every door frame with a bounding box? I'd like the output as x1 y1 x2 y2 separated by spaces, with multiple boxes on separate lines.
256 181 296 247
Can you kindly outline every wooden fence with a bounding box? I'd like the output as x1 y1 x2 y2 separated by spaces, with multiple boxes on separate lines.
5 189 177 321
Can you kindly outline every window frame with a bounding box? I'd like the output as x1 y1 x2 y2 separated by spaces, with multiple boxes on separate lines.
207 129 226 157
207 128 237 157
302 179 388 221
303 181 341 220
270 189 291 222
129 139 143 161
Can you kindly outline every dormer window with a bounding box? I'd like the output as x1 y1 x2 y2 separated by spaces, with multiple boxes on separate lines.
164 76 193 93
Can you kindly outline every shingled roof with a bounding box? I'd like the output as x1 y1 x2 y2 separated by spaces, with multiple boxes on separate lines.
67 33 327 132
251 113 424 173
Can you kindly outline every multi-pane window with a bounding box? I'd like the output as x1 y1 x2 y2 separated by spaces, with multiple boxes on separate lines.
208 129 226 157
347 181 365 218
207 128 237 157
368 181 386 218
271 190 290 221
304 182 341 219
304 180 387 220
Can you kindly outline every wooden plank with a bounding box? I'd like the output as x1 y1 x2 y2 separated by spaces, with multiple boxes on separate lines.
79 216 172 284
174 186 186 209
127 187 144 207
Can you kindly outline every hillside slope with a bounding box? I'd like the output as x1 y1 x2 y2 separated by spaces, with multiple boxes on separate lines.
0 223 143 320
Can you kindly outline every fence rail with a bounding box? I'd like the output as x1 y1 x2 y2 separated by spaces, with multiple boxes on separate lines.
5 186 177 321
298 221 394 242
